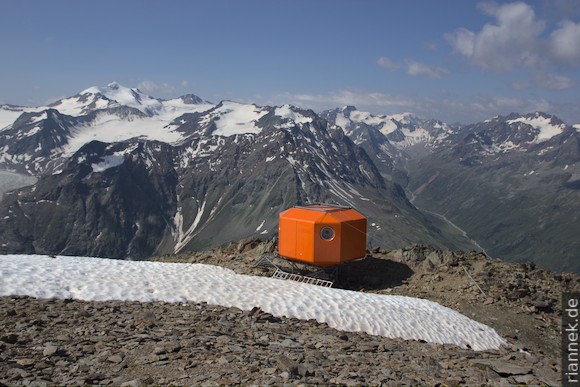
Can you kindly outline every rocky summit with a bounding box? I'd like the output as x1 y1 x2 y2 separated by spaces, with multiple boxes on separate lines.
1 238 577 386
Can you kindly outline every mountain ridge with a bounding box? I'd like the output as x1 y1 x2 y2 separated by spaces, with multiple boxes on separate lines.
0 85 474 259
0 83 578 272
322 107 580 273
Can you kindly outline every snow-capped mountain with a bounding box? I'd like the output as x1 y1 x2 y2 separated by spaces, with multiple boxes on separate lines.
0 109 79 174
0 84 473 259
321 106 454 149
0 82 214 174
0 83 578 272
453 112 571 157
0 105 33 130
323 106 569 155
322 106 579 272
403 112 580 273
48 81 214 118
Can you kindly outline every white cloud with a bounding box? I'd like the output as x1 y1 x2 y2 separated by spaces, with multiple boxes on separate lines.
377 56 400 71
333 91 418 108
273 90 419 114
444 1 580 93
446 27 476 57
441 94 554 120
406 60 448 78
377 56 448 79
292 93 318 102
549 20 580 65
272 89 577 125
510 81 529 90
137 80 176 95
43 95 67 105
446 2 545 71
446 1 580 74
535 73 576 90
424 42 438 51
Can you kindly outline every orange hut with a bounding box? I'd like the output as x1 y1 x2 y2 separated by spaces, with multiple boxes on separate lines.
278 204 367 268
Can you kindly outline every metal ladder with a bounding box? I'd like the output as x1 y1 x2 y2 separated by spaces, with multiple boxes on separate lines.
271 268 334 288
255 255 335 288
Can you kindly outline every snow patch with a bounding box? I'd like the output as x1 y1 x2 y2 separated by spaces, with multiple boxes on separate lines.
179 139 220 168
399 127 430 146
0 255 507 351
334 113 351 130
63 112 184 156
0 106 38 130
28 111 47 124
274 105 312 124
507 115 566 143
174 199 207 253
204 102 268 137
326 179 354 205
81 82 162 115
255 220 265 232
286 155 297 166
52 94 112 116
91 154 125 172
349 110 385 127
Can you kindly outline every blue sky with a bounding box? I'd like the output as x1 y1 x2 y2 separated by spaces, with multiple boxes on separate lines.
1 0 579 124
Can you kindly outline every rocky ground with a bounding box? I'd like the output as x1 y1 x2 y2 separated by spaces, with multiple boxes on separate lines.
1 238 578 386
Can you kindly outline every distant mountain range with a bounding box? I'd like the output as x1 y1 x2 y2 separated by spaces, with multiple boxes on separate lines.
0 82 578 273
322 107 580 273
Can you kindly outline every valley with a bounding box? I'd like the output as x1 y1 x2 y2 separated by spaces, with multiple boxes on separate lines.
410 197 490 255
323 107 580 273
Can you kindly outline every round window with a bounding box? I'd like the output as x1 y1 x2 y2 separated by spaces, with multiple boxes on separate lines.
320 226 335 241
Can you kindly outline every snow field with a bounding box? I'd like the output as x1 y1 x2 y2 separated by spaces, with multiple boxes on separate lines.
81 82 162 114
0 255 506 351
507 115 566 143
206 101 268 136
274 105 312 124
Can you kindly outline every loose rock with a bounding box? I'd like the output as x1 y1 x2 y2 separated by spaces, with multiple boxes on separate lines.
1 241 577 386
